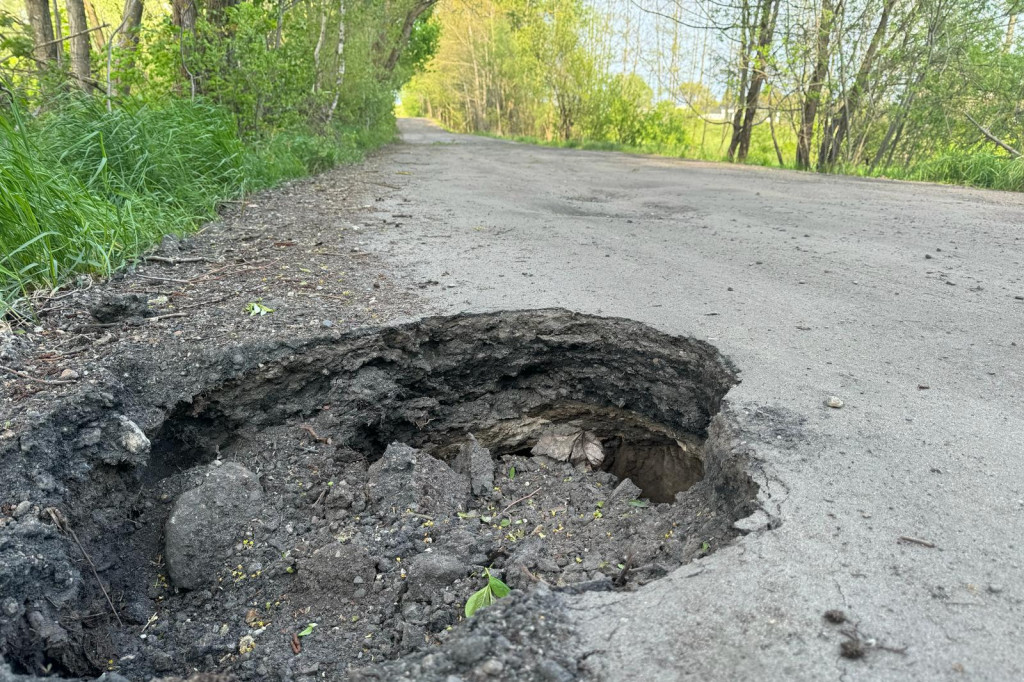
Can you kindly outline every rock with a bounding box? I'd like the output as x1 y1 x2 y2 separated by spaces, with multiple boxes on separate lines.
114 416 151 463
89 293 149 323
405 552 467 601
299 542 376 599
1 598 19 617
825 396 844 409
476 659 504 677
165 463 263 590
12 501 32 519
155 234 181 256
58 369 80 381
453 435 494 497
608 477 642 503
732 509 771 533
150 650 174 672
368 443 469 512
505 537 546 589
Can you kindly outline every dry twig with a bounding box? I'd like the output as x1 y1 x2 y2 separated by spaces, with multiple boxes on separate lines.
500 487 543 516
45 508 123 627
0 365 77 385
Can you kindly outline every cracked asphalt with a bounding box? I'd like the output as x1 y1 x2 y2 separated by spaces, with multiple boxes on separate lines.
362 118 1024 681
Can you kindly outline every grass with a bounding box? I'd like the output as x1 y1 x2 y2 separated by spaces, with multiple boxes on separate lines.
467 119 793 169
0 95 395 316
460 119 1024 192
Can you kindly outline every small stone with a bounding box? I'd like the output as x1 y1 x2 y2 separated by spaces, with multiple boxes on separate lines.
477 659 504 677
825 396 844 409
34 472 56 491
988 584 1004 594
13 501 32 519
2 598 20 616
321 320 334 328
147 296 170 306
59 369 80 380
115 415 151 462
925 254 932 259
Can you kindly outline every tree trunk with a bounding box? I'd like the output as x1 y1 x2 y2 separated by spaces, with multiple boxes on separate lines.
729 0 781 163
1005 8 1019 52
796 0 835 170
383 0 437 75
172 0 196 32
25 0 59 65
207 0 240 27
66 0 92 90
313 9 327 93
818 0 894 171
113 0 144 96
84 0 105 50
51 0 63 66
326 0 346 124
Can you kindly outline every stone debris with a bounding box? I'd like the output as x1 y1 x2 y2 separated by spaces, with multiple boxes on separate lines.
165 462 264 590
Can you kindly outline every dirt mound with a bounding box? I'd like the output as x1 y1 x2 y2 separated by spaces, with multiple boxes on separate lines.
0 309 758 680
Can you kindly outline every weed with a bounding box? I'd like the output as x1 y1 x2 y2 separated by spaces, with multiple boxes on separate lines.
464 568 510 617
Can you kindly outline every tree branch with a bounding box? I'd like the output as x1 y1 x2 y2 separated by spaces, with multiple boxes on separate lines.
964 112 1021 158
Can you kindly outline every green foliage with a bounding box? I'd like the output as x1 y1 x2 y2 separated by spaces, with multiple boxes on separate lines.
0 94 395 315
1 0 434 312
464 568 511 618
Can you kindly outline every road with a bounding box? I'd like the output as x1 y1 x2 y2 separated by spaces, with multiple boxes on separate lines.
369 118 1024 681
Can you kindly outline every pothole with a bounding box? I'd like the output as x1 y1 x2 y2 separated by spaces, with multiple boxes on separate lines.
0 309 760 680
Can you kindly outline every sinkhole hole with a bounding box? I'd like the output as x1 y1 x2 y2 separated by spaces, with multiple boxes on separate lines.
2 309 759 680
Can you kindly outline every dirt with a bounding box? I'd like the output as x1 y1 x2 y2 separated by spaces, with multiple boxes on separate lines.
1 156 760 682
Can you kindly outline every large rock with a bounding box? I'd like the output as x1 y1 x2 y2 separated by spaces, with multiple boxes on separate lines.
299 542 376 600
367 443 469 512
165 462 262 590
453 435 494 497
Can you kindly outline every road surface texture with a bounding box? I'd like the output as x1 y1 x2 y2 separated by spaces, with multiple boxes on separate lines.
367 119 1024 681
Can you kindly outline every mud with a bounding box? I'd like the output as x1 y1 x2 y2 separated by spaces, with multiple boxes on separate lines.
0 309 758 681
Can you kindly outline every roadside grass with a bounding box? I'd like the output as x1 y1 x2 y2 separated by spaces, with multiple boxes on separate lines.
0 96 395 317
467 125 1024 192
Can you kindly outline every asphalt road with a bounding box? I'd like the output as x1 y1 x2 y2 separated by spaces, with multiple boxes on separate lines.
369 118 1024 681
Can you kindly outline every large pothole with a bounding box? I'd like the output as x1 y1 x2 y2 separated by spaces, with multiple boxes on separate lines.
0 309 759 681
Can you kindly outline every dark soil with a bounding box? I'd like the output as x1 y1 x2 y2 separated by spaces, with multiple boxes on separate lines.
1 158 760 682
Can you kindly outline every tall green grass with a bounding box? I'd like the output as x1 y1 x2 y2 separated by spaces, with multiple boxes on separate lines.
0 96 395 316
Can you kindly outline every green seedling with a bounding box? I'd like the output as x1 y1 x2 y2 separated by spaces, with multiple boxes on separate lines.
245 301 274 316
628 499 649 508
298 623 317 637
464 568 510 617
508 466 516 480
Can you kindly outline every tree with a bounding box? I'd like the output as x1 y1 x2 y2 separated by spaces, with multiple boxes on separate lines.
66 0 92 90
727 0 782 163
24 0 58 66
796 0 836 170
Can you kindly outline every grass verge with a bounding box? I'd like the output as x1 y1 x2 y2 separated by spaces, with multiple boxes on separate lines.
469 129 1024 192
0 95 394 317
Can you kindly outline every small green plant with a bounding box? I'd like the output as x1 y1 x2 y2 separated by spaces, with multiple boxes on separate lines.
297 623 317 637
508 466 516 480
464 568 510 617
245 301 274 316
